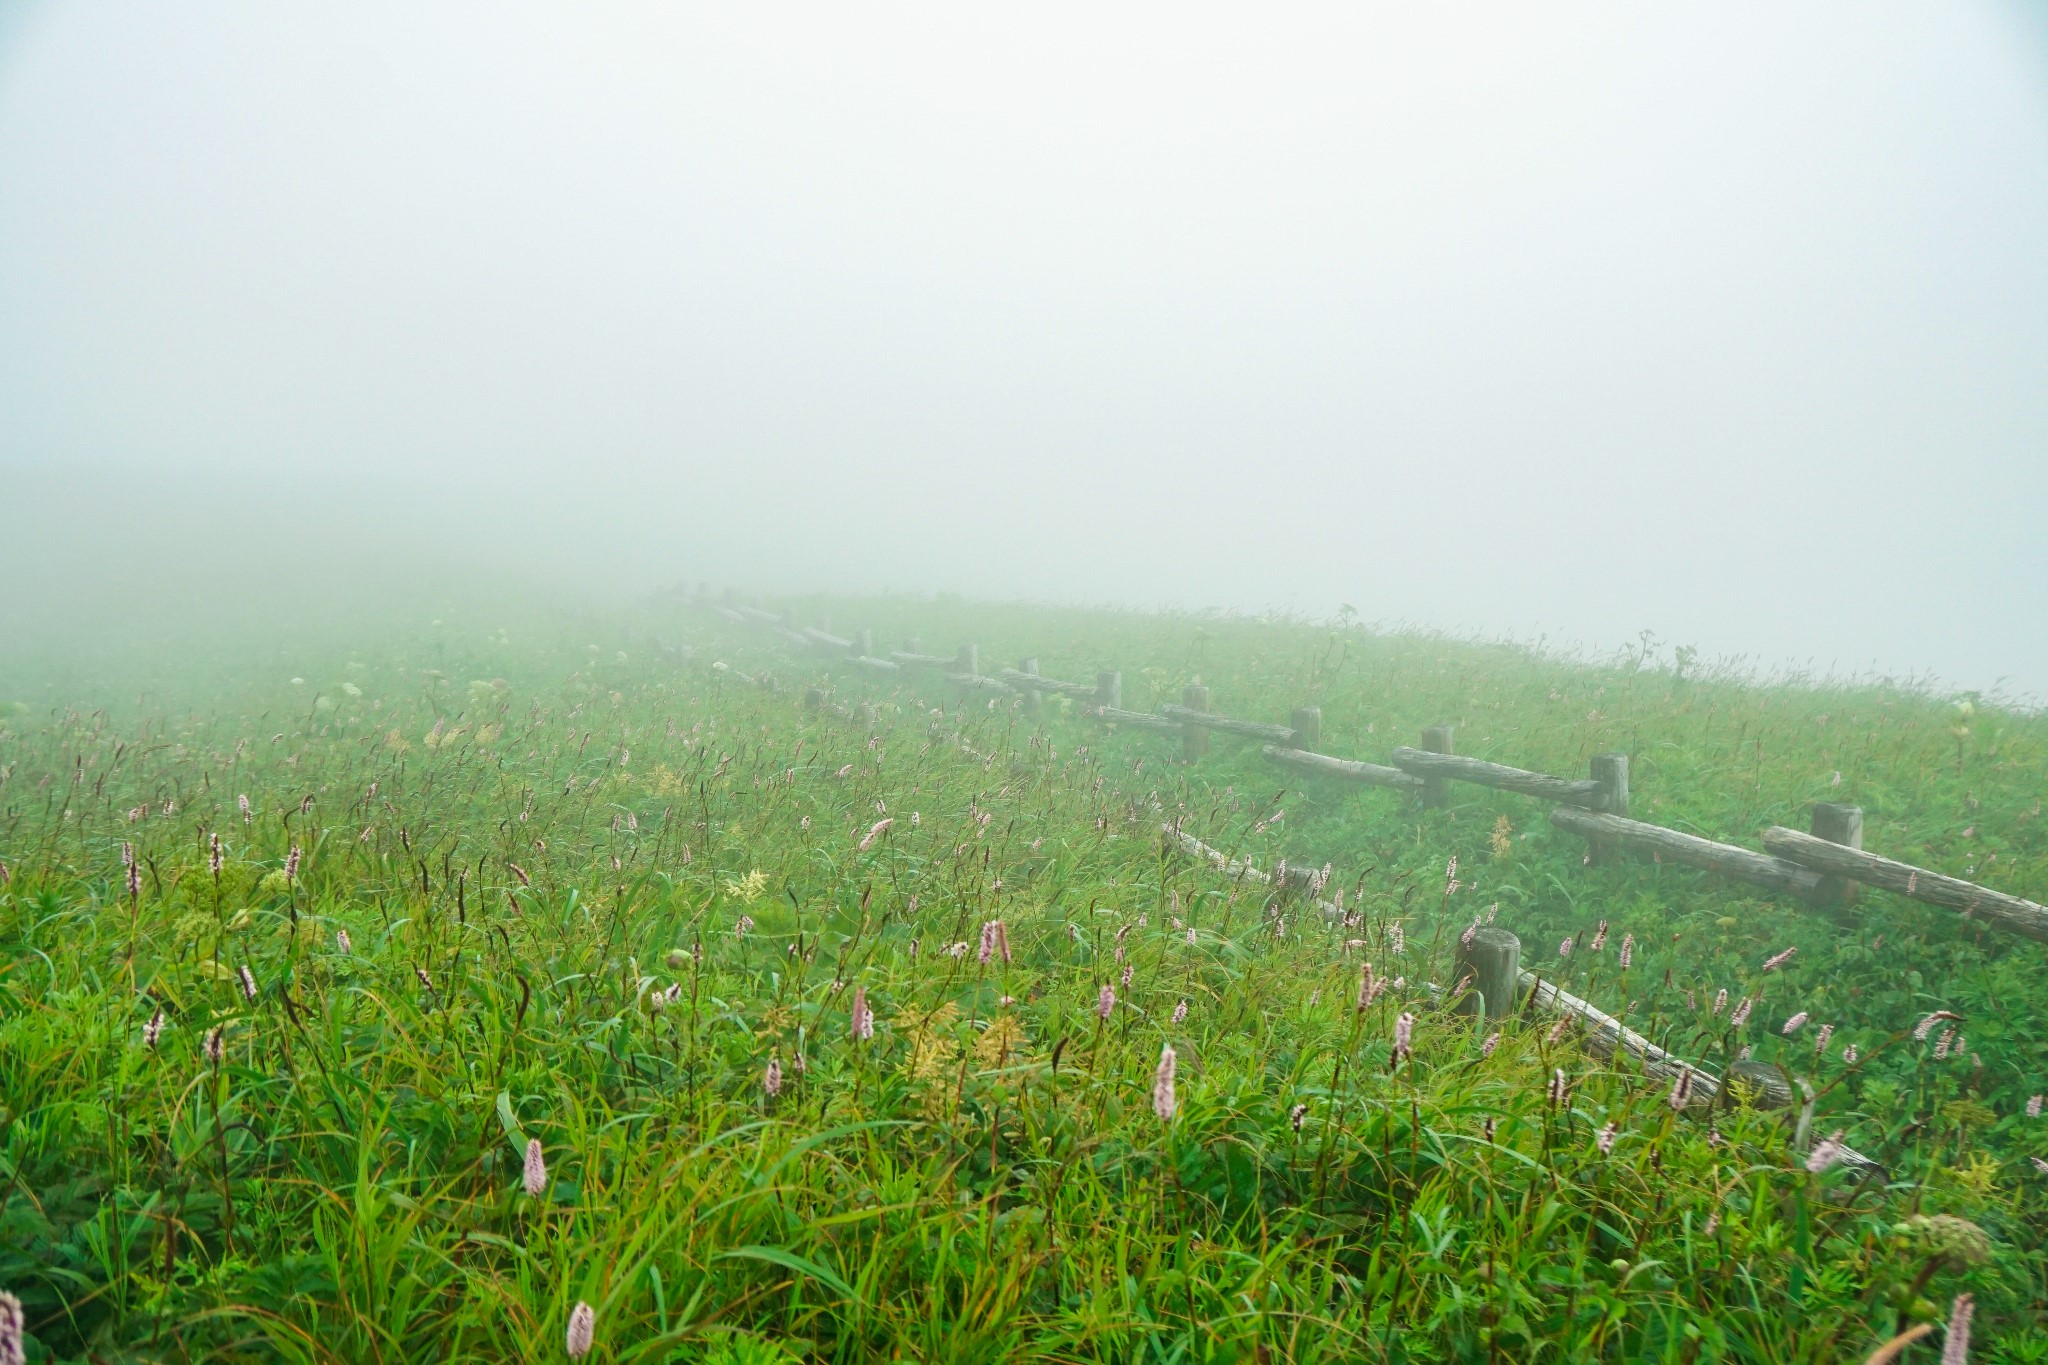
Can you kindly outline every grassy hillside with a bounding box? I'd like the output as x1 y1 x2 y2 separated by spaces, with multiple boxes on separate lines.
1 590 2043 1362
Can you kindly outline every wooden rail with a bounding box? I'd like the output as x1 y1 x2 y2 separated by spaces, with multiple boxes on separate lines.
1389 747 1606 807
1762 826 2048 943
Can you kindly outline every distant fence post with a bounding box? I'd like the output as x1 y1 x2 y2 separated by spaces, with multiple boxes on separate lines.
1097 670 1122 710
1808 803 1863 907
1588 752 1629 865
1419 726 1453 807
804 687 825 712
1454 927 1522 1021
1020 657 1042 716
1289 706 1322 750
1182 685 1211 760
854 628 873 658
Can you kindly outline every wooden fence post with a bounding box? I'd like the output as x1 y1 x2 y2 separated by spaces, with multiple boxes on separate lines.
1588 752 1629 865
956 643 979 675
1096 670 1122 710
803 687 824 712
1808 803 1863 907
1454 927 1521 1021
854 628 872 658
1019 658 1042 716
1289 706 1322 750
1419 725 1453 807
1182 685 1210 760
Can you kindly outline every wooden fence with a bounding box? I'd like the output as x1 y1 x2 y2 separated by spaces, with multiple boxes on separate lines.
674 587 1961 1172
686 588 2048 949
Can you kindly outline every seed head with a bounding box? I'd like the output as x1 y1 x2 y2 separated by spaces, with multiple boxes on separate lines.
1915 1010 1962 1040
1548 1067 1569 1108
1596 1121 1618 1155
1761 946 1797 972
1781 1011 1809 1036
336 927 353 954
2028 1094 2043 1119
1482 1030 1500 1058
1171 999 1188 1025
1805 1129 1848 1174
764 1054 783 1099
284 844 301 882
1729 996 1753 1028
1617 932 1633 969
203 1025 225 1067
1589 920 1608 952
1153 1043 1178 1122
857 817 893 853
1558 936 1573 958
1942 1293 1973 1365
1667 1065 1695 1112
239 964 258 1002
1814 1022 1834 1055
144 1009 165 1049
1098 983 1115 1020
566 1300 596 1359
0 1291 23 1365
523 1138 547 1197
1290 1102 1308 1132
1393 1011 1414 1061
850 985 874 1041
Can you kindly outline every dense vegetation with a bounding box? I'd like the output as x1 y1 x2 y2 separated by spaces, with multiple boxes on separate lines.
2 589 2044 1362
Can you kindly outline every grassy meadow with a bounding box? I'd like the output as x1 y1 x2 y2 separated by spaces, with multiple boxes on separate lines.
1 589 2045 1362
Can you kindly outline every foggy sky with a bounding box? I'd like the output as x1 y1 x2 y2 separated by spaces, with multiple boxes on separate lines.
3 4 2046 696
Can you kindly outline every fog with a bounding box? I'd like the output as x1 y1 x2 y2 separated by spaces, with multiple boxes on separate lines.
3 3 2046 696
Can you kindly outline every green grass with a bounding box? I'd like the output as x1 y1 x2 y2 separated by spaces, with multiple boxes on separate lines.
1 590 2044 1361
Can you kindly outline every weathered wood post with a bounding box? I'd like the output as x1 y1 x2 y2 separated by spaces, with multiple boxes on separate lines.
853 628 873 658
1418 725 1453 807
956 643 978 675
1289 706 1322 750
1182 684 1210 760
1588 752 1629 865
803 687 825 712
1808 803 1863 907
1454 927 1522 1021
1096 670 1122 710
1019 657 1042 716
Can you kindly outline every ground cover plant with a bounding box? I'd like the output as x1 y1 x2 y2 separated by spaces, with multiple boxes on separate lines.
1 589 2045 1362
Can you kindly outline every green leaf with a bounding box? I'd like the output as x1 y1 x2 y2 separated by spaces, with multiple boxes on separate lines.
717 1245 862 1305
497 1091 527 1156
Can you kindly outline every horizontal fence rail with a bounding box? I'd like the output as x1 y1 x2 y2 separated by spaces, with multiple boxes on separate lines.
680 589 2043 954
